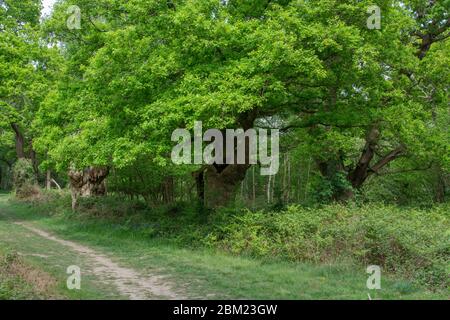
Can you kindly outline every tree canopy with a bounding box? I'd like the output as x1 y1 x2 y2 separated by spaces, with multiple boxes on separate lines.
1 0 448 205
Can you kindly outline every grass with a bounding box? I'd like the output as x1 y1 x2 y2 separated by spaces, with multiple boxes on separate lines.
0 224 127 300
0 193 447 300
0 250 44 300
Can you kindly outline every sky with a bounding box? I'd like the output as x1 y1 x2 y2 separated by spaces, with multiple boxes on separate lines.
41 0 57 17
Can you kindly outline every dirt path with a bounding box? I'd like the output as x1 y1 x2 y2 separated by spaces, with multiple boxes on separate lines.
13 221 185 300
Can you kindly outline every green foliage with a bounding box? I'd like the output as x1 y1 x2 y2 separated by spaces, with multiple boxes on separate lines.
12 159 38 198
313 172 354 203
21 0 446 207
206 204 449 289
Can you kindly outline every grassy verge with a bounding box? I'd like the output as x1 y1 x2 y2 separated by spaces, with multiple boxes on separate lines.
0 205 127 300
0 192 447 299
0 249 60 300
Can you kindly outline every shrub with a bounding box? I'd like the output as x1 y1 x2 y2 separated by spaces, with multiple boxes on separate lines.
205 204 449 289
12 159 39 199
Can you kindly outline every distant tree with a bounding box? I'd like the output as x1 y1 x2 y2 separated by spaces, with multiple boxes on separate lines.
0 0 58 178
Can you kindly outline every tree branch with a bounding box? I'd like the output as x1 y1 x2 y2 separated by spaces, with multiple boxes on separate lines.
370 146 406 174
375 162 433 176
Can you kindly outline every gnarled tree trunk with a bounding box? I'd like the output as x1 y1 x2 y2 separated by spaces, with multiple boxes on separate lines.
68 166 109 210
193 111 258 208
195 164 250 208
316 125 405 202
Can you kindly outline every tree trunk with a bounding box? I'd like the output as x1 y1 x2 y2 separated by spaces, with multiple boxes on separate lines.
46 170 51 190
434 166 447 203
316 157 348 201
316 124 405 202
435 175 446 203
193 110 258 208
196 164 250 208
51 178 62 190
303 158 311 201
11 123 25 159
347 126 380 189
287 154 291 203
271 169 276 203
282 154 287 203
267 174 272 204
68 167 109 210
252 165 256 207
193 169 205 204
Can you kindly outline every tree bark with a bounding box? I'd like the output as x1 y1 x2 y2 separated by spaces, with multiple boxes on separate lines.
162 176 174 203
267 174 272 204
195 164 250 208
46 170 51 190
348 125 380 189
11 123 25 159
193 168 205 204
252 165 256 207
193 110 258 208
68 167 109 210
316 125 405 202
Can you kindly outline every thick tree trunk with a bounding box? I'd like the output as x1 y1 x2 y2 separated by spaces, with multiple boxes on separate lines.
68 167 109 210
194 169 205 204
196 164 250 208
316 125 404 202
318 160 354 201
347 126 380 189
193 110 258 208
11 123 25 159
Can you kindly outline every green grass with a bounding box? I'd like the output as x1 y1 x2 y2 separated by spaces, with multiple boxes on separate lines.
0 250 40 300
0 193 447 299
0 221 127 300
